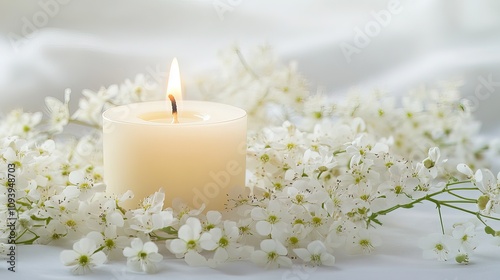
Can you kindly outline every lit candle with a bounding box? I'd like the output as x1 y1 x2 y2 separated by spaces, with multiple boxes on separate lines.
102 59 247 210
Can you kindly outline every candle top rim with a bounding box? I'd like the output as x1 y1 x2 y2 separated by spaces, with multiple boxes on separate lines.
102 100 247 126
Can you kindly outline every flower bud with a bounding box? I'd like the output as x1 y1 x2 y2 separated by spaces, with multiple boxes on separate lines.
477 195 490 210
455 253 469 264
423 158 435 169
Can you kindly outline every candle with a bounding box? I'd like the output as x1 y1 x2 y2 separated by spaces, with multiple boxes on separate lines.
102 59 247 210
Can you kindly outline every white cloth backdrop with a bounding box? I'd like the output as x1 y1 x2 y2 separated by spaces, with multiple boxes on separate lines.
1 0 500 279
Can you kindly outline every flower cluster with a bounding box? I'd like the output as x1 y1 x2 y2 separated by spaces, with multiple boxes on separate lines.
196 46 310 129
1 46 499 275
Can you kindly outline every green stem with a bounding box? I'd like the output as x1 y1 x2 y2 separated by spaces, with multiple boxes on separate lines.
446 191 477 202
436 203 445 234
367 181 484 228
94 245 106 254
446 180 473 187
69 119 102 130
235 48 259 79
15 235 39 245
15 229 29 242
440 202 500 222
438 200 477 204
333 150 346 156
15 228 40 244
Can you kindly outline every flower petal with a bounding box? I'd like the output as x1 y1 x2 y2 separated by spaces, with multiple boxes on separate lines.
206 211 222 225
178 224 195 242
91 251 107 266
293 248 310 262
251 207 267 221
307 240 326 255
143 261 158 274
250 250 268 267
185 251 208 267
127 259 142 272
169 239 187 254
130 238 144 251
143 242 159 254
60 250 79 266
274 240 288 256
321 252 336 266
123 247 137 258
256 221 272 236
276 256 292 267
148 252 163 263
200 232 217 251
260 239 276 252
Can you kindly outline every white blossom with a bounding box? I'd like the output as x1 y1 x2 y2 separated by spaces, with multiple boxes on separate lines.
60 238 107 275
293 240 335 266
251 239 292 268
123 238 163 273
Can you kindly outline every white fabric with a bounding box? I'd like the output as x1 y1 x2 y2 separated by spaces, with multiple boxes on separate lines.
1 0 500 278
9 206 500 279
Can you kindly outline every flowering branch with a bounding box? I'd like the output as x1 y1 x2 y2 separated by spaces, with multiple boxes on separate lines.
0 46 499 275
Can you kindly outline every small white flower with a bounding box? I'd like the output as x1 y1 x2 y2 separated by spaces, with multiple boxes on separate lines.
451 222 477 254
87 227 129 257
202 210 222 231
251 200 288 237
419 233 452 261
168 217 217 256
45 90 70 133
456 164 482 184
206 221 241 267
130 210 175 234
68 170 104 200
293 240 335 266
60 238 107 275
123 238 163 274
346 229 382 255
251 239 292 268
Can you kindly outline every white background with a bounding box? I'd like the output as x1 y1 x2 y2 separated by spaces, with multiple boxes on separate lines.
1 0 500 131
1 0 500 279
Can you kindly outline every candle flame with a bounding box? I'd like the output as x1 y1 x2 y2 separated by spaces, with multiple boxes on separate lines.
167 58 182 102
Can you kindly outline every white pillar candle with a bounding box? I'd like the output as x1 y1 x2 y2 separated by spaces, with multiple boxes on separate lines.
102 60 247 210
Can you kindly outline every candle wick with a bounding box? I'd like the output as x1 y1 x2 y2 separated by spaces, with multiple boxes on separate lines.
168 94 179 124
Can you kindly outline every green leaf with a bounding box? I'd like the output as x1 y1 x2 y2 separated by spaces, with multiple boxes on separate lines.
368 214 383 226
17 200 31 207
370 217 383 226
401 204 414 209
30 215 48 221
160 226 178 235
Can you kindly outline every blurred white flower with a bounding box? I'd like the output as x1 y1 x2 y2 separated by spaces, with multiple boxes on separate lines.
45 90 70 133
